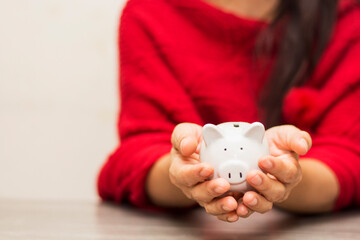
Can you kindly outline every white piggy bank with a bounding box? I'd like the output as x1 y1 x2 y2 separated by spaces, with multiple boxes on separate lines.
199 122 270 192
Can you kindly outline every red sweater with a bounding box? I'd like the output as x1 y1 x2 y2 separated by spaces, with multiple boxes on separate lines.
98 0 360 210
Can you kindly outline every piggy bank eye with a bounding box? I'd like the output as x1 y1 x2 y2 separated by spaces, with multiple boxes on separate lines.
240 147 243 150
224 148 227 151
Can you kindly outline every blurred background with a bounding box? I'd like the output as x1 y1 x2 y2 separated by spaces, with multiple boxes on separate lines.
0 0 126 201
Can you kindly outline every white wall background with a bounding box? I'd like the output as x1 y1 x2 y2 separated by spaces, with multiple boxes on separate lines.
0 0 126 201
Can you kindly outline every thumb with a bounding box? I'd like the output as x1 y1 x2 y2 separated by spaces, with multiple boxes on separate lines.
171 123 202 157
269 125 312 155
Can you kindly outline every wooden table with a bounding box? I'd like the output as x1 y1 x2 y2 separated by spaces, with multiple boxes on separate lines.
0 199 359 240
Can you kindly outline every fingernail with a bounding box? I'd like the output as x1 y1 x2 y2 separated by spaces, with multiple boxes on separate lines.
222 205 232 212
262 159 273 169
300 139 308 151
238 205 248 216
200 168 209 177
251 174 262 186
214 187 225 194
227 215 238 222
248 197 258 206
180 137 190 153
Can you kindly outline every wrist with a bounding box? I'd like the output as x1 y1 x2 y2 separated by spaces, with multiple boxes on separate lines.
275 159 339 213
146 153 196 208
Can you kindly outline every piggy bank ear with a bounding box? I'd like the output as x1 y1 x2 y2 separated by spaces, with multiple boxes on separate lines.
243 122 265 142
202 124 223 147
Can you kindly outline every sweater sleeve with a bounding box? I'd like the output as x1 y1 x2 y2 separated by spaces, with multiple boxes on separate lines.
97 3 203 209
304 86 360 211
283 31 360 210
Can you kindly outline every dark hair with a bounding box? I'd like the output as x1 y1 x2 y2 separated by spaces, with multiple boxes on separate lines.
259 0 358 128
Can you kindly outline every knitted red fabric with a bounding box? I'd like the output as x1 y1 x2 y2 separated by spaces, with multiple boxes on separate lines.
97 0 360 210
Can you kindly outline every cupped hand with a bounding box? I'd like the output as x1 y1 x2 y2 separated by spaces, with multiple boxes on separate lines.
236 125 312 218
169 123 241 222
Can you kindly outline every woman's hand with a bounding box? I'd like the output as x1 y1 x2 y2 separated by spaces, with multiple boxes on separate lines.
169 123 241 222
168 123 311 221
236 125 312 218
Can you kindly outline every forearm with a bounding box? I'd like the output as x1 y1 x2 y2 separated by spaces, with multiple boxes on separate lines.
145 153 196 207
276 159 339 213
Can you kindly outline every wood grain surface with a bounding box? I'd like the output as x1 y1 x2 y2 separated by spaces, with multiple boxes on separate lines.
0 199 359 240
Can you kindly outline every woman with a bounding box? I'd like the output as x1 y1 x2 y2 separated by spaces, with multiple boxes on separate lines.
98 0 360 222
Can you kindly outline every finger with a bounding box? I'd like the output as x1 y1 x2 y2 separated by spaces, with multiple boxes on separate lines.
203 196 238 215
191 178 230 203
259 155 302 184
172 162 214 187
242 191 273 214
236 202 254 218
171 123 202 157
290 130 312 155
246 170 286 202
270 125 312 155
216 212 239 223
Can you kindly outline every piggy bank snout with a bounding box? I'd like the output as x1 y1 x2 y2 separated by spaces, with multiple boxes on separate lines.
218 161 249 184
